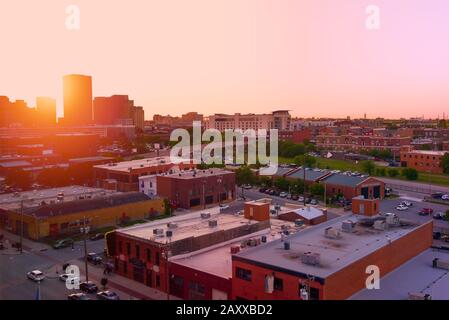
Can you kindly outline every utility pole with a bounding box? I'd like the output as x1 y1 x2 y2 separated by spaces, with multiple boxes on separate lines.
81 216 89 283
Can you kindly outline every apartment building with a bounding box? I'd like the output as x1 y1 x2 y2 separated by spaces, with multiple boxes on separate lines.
400 145 447 174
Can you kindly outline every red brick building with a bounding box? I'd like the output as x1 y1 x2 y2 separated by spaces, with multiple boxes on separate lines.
231 215 433 300
156 169 235 209
400 145 447 174
321 174 385 200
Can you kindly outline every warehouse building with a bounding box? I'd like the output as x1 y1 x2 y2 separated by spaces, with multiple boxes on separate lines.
231 214 433 300
0 186 164 240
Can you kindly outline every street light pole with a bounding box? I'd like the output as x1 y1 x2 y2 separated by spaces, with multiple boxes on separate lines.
81 216 89 283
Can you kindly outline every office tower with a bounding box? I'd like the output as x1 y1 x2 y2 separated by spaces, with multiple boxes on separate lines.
133 106 145 130
36 97 56 127
93 95 145 129
63 74 93 126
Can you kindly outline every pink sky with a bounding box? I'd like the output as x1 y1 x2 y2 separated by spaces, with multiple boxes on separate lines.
0 0 448 119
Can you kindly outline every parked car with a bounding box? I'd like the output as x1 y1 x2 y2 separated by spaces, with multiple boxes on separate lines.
259 188 266 193
291 194 299 201
97 290 120 300
273 190 281 196
68 293 90 300
297 196 304 202
53 238 74 249
419 208 434 216
242 184 252 190
269 190 275 195
431 192 445 199
279 192 288 198
395 204 409 211
305 198 311 204
400 201 413 207
433 212 445 220
442 194 449 201
80 281 98 293
27 270 45 282
219 204 230 211
59 273 79 284
90 233 104 241
87 253 103 265
310 199 318 205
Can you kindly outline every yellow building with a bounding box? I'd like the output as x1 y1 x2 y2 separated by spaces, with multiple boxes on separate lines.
3 193 164 240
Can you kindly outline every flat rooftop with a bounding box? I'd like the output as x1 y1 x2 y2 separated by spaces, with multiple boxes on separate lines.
118 209 259 244
93 156 173 172
234 214 430 281
0 186 117 211
350 248 449 300
406 150 447 156
159 168 234 180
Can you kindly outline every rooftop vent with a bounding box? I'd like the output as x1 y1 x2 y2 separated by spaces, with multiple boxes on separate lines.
167 222 178 229
201 212 211 219
208 220 218 228
341 220 356 233
166 230 173 238
373 220 386 231
300 251 321 266
153 228 164 235
324 227 341 239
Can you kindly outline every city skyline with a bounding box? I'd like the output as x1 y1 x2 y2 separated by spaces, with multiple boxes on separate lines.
0 0 449 120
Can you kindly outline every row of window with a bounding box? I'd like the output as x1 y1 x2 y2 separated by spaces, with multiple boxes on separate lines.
118 241 160 266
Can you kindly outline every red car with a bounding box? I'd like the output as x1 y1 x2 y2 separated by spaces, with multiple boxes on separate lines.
419 208 434 216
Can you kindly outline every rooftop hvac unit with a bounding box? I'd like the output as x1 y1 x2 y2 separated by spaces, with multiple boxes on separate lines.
153 228 164 235
167 222 178 229
166 230 173 238
201 213 211 219
300 252 321 266
373 220 386 231
341 220 356 233
433 258 449 270
408 292 432 300
230 246 240 254
324 227 341 239
208 220 218 228
386 214 400 226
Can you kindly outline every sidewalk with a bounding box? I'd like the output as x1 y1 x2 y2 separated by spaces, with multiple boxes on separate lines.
65 259 181 300
0 230 50 255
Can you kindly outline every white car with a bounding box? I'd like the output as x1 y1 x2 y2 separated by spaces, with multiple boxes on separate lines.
400 201 413 207
442 194 449 201
59 273 79 285
27 270 45 282
297 196 305 202
219 204 230 211
279 192 288 198
396 205 409 211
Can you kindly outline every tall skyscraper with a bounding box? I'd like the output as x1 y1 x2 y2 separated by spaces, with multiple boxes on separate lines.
63 74 93 126
36 97 56 127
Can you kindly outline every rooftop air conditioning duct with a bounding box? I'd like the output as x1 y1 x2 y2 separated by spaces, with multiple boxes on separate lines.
153 228 164 235
201 213 211 219
324 227 341 239
167 222 178 229
341 220 356 233
208 220 218 228
300 252 320 266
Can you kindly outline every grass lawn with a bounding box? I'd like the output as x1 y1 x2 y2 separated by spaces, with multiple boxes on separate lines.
278 156 449 188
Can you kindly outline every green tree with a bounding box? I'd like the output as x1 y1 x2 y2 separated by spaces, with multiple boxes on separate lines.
441 153 449 174
361 160 375 175
259 176 272 188
235 166 256 186
401 168 419 181
274 177 290 191
387 168 399 178
309 183 324 196
445 210 449 222
290 180 305 194
294 154 316 168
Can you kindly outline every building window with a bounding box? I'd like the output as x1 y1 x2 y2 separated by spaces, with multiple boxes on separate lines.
135 245 140 259
156 275 160 287
155 252 160 266
146 249 152 262
236 267 252 281
274 277 283 291
188 281 206 300
126 243 131 255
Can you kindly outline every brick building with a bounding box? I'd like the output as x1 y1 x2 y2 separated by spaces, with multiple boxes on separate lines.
231 215 433 300
105 210 270 296
156 169 235 209
321 174 385 200
400 145 447 174
93 157 195 192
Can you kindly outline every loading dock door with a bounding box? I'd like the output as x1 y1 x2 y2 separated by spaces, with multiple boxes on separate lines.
361 187 369 199
373 185 381 198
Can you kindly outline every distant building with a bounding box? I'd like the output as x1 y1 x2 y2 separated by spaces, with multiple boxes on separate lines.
93 95 145 130
204 110 291 132
400 145 447 174
36 97 56 127
63 74 93 126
